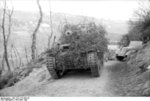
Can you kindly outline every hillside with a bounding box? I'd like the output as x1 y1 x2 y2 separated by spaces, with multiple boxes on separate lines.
7 11 126 42
0 10 126 64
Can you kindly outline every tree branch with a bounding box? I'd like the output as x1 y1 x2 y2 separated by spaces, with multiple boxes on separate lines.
6 5 14 44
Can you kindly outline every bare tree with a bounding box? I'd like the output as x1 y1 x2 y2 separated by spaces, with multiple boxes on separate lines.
11 44 18 68
7 5 14 44
31 0 43 60
24 46 29 64
1 0 13 73
10 47 14 68
1 0 7 72
47 0 53 49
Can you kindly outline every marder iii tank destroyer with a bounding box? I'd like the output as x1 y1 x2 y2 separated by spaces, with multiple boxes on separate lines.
46 23 107 79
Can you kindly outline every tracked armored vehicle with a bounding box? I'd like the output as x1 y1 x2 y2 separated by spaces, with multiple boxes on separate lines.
116 41 143 61
46 23 107 79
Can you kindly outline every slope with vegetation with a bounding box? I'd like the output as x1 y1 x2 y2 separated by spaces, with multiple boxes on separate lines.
117 1 150 96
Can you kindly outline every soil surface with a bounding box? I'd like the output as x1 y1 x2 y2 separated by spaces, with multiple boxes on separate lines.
0 61 133 96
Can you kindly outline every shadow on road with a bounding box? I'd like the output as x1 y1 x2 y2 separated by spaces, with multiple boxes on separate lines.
61 69 94 79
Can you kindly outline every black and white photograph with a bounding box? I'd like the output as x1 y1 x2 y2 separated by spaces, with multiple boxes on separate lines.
0 0 150 97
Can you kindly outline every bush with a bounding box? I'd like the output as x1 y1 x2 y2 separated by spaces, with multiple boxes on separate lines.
128 2 150 43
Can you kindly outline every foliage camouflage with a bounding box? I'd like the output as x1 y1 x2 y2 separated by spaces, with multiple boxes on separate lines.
60 22 108 53
51 22 108 69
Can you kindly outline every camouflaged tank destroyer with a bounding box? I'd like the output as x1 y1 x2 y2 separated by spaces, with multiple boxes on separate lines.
46 23 107 79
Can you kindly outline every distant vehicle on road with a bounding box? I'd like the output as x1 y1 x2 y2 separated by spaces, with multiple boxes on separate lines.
116 41 143 61
104 45 118 61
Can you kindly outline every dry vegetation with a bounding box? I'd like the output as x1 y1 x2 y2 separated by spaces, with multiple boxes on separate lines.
0 0 45 90
125 42 150 96
119 1 150 96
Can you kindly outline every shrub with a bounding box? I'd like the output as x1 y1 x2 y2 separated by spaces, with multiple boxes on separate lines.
128 2 150 43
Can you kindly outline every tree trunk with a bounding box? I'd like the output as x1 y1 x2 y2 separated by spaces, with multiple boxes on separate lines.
4 44 11 71
0 54 5 75
10 48 14 68
47 0 53 49
31 0 43 60
1 0 11 72
13 45 23 67
25 46 29 64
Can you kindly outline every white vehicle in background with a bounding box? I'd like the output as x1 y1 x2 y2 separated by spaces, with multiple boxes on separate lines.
105 44 118 61
116 41 143 61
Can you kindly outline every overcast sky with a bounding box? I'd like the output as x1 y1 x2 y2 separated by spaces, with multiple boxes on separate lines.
0 0 148 21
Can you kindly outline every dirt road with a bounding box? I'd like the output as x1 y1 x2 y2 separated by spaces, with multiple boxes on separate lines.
0 61 130 96
24 61 128 96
